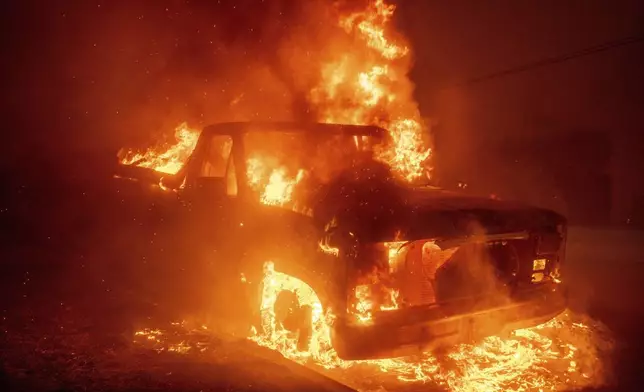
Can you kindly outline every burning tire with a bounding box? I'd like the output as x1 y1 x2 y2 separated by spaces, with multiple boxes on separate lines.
253 261 325 354
273 290 313 351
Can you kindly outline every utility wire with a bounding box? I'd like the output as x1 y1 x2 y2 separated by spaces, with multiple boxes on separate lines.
448 34 644 88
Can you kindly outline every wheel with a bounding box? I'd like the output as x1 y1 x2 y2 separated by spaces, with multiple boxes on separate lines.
266 290 313 351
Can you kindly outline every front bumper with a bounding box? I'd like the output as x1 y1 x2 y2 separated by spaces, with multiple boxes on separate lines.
331 282 567 360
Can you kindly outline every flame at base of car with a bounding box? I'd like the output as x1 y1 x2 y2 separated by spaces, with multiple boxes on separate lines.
243 263 614 392
335 313 614 392
119 0 433 186
248 261 340 365
133 264 614 392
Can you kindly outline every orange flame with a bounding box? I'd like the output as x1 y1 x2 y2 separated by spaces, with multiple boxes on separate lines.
119 0 432 201
310 0 431 181
122 2 611 389
246 156 306 206
119 122 199 175
339 0 408 60
250 261 338 364
249 280 614 392
134 270 614 392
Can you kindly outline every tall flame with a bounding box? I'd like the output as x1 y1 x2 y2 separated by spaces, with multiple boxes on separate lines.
119 122 200 175
246 157 306 207
309 0 431 180
135 266 614 392
119 0 432 202
121 3 613 390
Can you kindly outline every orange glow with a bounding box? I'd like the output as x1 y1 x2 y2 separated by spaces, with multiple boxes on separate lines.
318 240 340 257
119 122 199 175
261 169 306 206
349 241 405 323
250 302 614 391
119 1 611 389
384 240 406 272
334 313 614 391
134 306 613 392
353 284 375 324
249 261 338 365
339 0 409 60
246 156 306 207
120 0 432 197
309 0 431 181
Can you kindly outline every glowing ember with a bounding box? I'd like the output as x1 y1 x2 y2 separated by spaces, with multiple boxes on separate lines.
134 328 163 342
349 313 614 391
133 326 195 354
318 240 340 257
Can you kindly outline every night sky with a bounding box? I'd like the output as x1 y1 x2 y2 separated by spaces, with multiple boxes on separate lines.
3 0 644 222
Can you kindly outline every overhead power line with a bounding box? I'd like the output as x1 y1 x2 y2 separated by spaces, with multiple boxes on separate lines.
449 34 644 88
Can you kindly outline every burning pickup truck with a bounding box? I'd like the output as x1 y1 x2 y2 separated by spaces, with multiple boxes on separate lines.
116 122 567 360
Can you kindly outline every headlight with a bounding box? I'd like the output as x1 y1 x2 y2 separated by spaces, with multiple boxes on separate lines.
533 258 547 272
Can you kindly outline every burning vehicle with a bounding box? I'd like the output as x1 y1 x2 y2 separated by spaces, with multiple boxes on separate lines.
116 121 567 360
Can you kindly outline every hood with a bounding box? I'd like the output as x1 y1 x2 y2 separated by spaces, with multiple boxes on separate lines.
401 187 564 237
315 176 565 242
404 187 527 211
114 163 164 185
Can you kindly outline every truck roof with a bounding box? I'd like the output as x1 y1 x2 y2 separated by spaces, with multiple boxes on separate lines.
201 122 388 138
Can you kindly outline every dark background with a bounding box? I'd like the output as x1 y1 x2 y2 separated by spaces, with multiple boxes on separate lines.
402 0 644 226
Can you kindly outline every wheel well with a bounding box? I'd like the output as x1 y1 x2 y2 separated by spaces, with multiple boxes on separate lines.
238 241 333 313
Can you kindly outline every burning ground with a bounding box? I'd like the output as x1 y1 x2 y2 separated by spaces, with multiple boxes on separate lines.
120 0 432 187
135 311 613 392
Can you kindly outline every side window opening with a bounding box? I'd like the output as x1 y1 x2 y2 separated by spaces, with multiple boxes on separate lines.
226 153 238 196
200 135 233 178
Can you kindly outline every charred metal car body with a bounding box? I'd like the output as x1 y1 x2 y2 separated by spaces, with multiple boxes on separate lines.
115 122 567 359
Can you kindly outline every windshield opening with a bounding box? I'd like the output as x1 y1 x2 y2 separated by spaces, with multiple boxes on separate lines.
242 127 391 208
